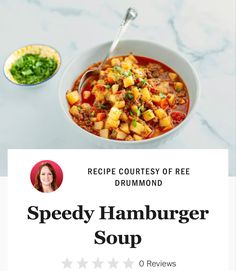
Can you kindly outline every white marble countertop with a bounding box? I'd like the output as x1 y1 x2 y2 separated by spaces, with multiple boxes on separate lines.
0 0 235 176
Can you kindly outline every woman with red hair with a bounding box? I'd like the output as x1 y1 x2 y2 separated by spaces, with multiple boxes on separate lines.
34 162 58 193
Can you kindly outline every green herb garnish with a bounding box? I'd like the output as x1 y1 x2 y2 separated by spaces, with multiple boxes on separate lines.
136 108 141 117
159 92 166 99
140 78 147 86
123 70 132 77
132 119 137 127
10 53 58 84
113 66 122 73
125 92 134 100
99 104 108 109
97 79 105 84
105 85 111 89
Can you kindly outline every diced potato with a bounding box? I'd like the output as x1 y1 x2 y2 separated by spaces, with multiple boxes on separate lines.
114 101 125 109
94 91 106 102
66 91 80 105
154 108 167 119
111 58 120 66
167 94 176 106
127 54 138 64
121 61 132 70
174 82 184 92
107 93 117 104
133 134 143 140
130 121 145 135
169 72 177 81
105 118 120 129
90 117 97 122
134 68 145 78
108 107 122 121
100 129 109 138
83 91 91 99
179 98 186 104
112 84 119 94
156 82 169 94
159 116 172 128
120 123 130 134
144 124 152 136
142 109 155 121
69 105 79 116
100 70 105 76
107 72 117 83
92 85 107 102
141 87 151 101
131 86 140 100
81 103 91 110
105 107 122 129
126 135 134 141
116 130 127 140
120 112 128 121
152 95 161 104
94 121 104 130
123 76 134 88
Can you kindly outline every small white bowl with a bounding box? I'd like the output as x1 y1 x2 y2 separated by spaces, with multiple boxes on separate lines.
59 40 200 147
4 44 61 86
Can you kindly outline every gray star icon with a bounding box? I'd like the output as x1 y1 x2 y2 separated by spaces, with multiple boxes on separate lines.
62 258 72 269
108 258 118 268
124 258 133 268
77 258 88 268
93 258 103 268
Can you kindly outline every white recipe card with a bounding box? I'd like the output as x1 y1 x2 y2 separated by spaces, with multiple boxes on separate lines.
8 149 229 271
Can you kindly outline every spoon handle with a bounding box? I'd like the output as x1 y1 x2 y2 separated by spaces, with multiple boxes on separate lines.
99 7 138 70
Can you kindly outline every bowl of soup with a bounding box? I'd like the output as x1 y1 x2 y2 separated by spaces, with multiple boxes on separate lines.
59 40 200 146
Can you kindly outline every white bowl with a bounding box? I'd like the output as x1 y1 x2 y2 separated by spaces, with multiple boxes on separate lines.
59 40 200 147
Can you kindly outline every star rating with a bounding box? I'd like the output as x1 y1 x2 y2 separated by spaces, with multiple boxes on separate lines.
93 258 103 268
77 258 88 268
108 258 118 268
62 257 134 269
124 258 133 268
62 258 72 269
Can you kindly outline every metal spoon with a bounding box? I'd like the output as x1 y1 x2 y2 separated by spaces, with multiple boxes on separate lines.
78 7 138 92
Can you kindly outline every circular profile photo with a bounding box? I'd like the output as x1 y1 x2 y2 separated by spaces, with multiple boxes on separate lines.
30 160 63 193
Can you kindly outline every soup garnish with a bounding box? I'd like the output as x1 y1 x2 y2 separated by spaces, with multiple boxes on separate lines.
10 53 58 84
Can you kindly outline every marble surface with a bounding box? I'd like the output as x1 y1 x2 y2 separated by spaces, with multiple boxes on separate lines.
0 0 235 176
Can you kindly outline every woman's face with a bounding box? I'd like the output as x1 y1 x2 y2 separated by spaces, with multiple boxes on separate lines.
39 166 53 186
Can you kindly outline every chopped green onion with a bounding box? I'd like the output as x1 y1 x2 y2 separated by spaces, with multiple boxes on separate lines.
99 104 108 109
125 92 134 100
10 53 57 84
159 92 166 99
136 108 141 117
123 70 132 77
97 79 105 84
113 66 122 73
140 78 147 86
132 119 137 127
